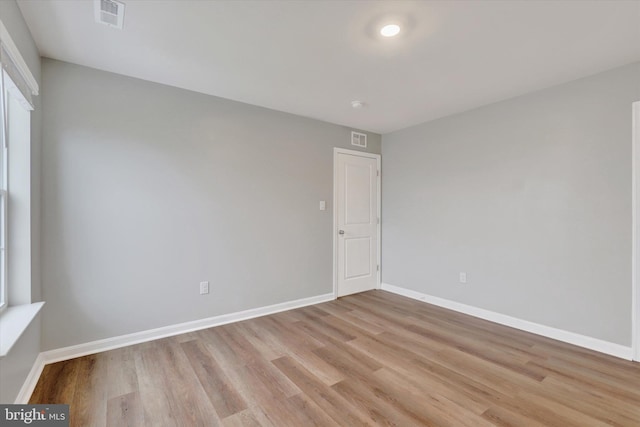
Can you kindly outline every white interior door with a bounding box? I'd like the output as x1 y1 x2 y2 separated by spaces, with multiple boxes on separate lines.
335 149 380 297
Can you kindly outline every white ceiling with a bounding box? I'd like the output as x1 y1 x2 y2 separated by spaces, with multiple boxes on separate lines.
17 0 640 134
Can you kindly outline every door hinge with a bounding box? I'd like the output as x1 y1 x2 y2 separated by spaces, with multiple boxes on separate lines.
377 170 380 177
377 217 380 224
377 265 380 271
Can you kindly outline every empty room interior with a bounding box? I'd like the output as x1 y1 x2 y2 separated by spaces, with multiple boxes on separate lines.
1 0 640 425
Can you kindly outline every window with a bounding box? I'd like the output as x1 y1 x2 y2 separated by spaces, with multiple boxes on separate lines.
0 70 33 312
0 20 39 311
0 75 5 310
0 20 41 359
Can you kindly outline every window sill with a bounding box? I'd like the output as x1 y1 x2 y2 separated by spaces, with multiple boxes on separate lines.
0 301 44 358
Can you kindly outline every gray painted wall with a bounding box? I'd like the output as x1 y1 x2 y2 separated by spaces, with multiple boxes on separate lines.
0 0 41 403
40 58 380 350
382 62 640 346
0 315 41 402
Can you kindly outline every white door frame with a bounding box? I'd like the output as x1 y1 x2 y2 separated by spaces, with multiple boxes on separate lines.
333 148 381 299
633 101 640 361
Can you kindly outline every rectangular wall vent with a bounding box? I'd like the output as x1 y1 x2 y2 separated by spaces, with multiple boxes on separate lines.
94 0 125 30
351 131 367 148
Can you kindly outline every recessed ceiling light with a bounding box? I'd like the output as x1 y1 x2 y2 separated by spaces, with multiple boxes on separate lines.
380 24 400 37
351 100 364 109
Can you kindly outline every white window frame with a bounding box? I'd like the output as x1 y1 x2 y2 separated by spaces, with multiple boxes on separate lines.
0 19 44 363
0 18 38 312
0 74 7 311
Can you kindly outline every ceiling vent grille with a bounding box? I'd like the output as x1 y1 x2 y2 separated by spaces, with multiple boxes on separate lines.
94 0 125 30
351 131 367 148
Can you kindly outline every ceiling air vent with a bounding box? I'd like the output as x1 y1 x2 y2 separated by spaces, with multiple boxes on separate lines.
351 131 367 148
94 0 125 30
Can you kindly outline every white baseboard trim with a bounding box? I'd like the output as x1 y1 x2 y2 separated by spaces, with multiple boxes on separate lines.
40 292 334 365
14 353 45 404
381 283 633 361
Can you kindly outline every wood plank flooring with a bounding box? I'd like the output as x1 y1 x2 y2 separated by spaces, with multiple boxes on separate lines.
30 290 640 426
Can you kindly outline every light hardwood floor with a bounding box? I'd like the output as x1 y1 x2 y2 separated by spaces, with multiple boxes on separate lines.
30 290 640 426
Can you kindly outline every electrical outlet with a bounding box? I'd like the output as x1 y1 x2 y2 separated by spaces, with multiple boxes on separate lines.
459 272 467 284
199 281 209 295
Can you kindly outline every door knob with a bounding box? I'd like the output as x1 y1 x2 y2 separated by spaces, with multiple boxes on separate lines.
338 230 345 235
